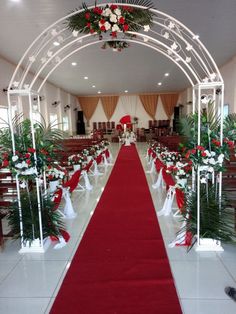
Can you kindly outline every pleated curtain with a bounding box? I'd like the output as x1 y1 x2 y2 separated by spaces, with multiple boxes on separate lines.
101 96 119 121
77 96 99 126
139 94 159 120
160 94 179 119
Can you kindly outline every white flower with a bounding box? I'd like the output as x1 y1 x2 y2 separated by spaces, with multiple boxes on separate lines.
218 154 224 163
103 8 112 16
114 8 121 16
208 166 214 173
203 158 209 164
112 24 120 32
210 151 216 157
204 150 211 157
104 21 111 30
12 155 19 162
20 181 27 189
110 14 117 23
209 158 216 165
200 177 207 184
178 169 185 175
21 168 37 175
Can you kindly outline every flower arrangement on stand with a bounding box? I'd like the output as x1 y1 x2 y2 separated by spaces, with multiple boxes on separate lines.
160 151 182 165
178 101 236 249
0 115 67 247
66 1 154 49
166 161 192 189
68 154 87 168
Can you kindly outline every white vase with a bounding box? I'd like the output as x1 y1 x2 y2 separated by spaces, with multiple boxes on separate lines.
49 180 59 193
73 164 81 171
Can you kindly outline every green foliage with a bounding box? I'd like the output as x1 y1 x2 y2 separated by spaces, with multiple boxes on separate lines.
7 190 65 244
181 185 236 244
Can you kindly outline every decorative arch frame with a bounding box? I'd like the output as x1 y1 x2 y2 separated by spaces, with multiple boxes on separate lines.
7 3 224 252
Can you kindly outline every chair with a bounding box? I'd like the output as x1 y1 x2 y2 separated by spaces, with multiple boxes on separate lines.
93 122 97 130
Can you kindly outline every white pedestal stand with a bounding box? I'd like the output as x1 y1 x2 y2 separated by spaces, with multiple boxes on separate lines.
19 237 51 253
82 170 93 190
195 238 224 251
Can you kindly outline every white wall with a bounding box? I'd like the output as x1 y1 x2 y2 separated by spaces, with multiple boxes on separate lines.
220 55 236 113
0 56 77 134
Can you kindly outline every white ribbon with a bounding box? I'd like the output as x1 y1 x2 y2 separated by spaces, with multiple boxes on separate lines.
146 158 156 174
82 170 93 190
62 187 77 219
168 218 188 248
53 236 67 250
152 168 163 189
157 186 176 216
90 160 103 176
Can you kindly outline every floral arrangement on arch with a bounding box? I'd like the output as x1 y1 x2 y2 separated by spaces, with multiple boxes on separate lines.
68 153 87 166
45 165 67 182
66 2 154 42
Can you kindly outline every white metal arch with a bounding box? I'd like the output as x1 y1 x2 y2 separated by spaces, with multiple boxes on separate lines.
7 2 224 252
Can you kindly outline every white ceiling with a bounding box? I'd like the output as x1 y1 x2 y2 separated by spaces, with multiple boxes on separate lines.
1 0 236 96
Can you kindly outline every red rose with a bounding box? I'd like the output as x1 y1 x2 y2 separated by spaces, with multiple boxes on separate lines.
86 22 91 28
100 25 106 31
196 145 204 151
119 16 125 24
90 28 95 34
201 151 207 157
93 7 102 15
99 19 106 25
123 24 129 32
2 160 9 167
191 149 196 154
111 31 117 38
25 153 31 158
26 159 31 165
85 12 90 20
48 175 53 181
110 4 118 10
28 148 36 153
185 152 190 159
228 141 234 148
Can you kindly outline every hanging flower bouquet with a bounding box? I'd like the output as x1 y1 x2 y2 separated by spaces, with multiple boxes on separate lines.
66 1 154 47
101 40 129 51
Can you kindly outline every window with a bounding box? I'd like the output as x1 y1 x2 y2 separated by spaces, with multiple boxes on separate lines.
49 113 58 129
62 116 69 131
223 104 229 117
0 107 9 129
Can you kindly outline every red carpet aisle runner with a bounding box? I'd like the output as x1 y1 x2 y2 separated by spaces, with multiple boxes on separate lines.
50 145 182 314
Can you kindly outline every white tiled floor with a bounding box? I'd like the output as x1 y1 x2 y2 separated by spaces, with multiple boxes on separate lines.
0 143 236 314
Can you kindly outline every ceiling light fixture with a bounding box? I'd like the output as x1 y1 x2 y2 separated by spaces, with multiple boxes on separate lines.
164 73 169 77
124 90 128 93
53 41 60 46
71 62 77 66
158 82 162 86
92 85 96 88
97 91 101 94
84 76 88 80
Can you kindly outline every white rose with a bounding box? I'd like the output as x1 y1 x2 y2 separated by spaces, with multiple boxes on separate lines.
209 158 216 165
104 21 111 30
12 155 19 162
203 158 209 164
114 8 121 16
112 24 120 32
210 151 216 157
110 14 117 23
205 150 211 157
103 8 112 16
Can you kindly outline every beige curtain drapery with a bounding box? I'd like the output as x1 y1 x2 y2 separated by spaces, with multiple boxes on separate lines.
160 94 179 119
139 94 159 120
77 96 99 126
101 96 119 121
